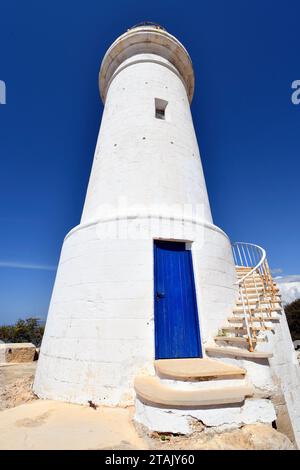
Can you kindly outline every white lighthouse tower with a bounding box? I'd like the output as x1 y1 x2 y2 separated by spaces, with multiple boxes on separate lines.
34 24 300 444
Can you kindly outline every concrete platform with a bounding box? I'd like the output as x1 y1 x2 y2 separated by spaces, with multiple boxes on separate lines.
0 343 36 364
154 358 245 380
206 346 273 359
134 376 253 407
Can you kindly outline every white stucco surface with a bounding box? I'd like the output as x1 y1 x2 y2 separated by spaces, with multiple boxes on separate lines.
268 311 300 447
34 25 236 406
206 315 300 447
32 25 300 447
34 216 236 405
134 398 276 434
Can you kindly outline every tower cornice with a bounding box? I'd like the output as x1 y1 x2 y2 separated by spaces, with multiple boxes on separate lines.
99 25 195 103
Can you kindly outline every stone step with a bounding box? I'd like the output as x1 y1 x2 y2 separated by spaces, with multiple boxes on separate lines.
237 294 281 300
221 325 274 333
237 272 275 279
134 376 253 407
231 316 280 324
239 285 264 291
227 316 280 323
232 314 281 322
239 276 263 280
236 267 254 271
154 358 246 381
233 305 281 313
240 290 281 297
214 336 266 344
240 287 264 293
240 283 264 288
241 282 278 288
236 300 282 308
236 299 260 306
238 274 264 278
235 299 280 306
206 346 273 359
237 274 262 279
237 268 261 272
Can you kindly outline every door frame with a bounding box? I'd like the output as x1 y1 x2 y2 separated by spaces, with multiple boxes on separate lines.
153 238 203 359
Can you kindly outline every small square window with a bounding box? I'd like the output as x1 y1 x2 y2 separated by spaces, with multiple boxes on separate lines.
155 98 168 120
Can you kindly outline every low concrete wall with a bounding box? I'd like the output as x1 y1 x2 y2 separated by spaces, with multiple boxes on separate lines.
0 343 36 363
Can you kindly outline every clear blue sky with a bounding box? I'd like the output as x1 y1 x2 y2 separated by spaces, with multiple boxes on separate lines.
0 0 299 324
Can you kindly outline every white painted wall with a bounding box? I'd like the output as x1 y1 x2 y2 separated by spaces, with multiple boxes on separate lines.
267 312 300 447
34 216 236 405
81 53 213 224
34 27 236 406
135 397 276 434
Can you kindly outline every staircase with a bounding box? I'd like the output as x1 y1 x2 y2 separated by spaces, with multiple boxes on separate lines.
206 242 283 359
133 242 298 438
134 243 282 407
135 242 282 411
134 358 253 407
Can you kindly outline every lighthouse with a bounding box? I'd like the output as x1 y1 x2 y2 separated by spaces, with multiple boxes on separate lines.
34 24 300 443
34 23 237 404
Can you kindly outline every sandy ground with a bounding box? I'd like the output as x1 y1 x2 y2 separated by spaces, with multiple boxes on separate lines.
0 400 148 450
0 362 295 450
0 399 294 450
0 362 37 386
0 362 37 411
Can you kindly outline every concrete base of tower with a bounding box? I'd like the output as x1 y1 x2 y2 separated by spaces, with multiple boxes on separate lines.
134 397 276 435
33 215 237 406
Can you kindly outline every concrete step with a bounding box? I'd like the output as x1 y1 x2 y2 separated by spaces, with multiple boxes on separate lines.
240 283 264 288
235 301 282 309
232 314 281 321
221 325 274 333
237 270 260 273
233 305 282 313
240 286 264 291
236 267 254 271
236 300 282 308
241 282 278 287
206 346 273 359
236 299 259 306
237 275 262 280
134 376 253 407
237 274 262 279
214 336 266 344
228 316 280 323
235 299 275 306
240 287 264 293
154 358 245 381
240 290 281 297
237 294 281 301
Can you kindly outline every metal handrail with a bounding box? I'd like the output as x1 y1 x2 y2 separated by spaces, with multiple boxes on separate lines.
232 242 266 285
232 242 269 352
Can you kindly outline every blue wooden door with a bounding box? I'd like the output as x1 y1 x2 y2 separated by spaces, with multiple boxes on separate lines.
154 240 202 359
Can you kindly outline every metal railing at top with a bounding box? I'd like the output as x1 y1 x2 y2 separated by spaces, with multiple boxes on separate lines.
232 242 266 285
231 242 279 352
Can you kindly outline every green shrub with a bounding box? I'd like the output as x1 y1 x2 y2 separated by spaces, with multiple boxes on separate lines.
0 317 45 347
285 299 300 341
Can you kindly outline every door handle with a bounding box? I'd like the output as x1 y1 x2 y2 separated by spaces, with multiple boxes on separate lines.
156 292 165 299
